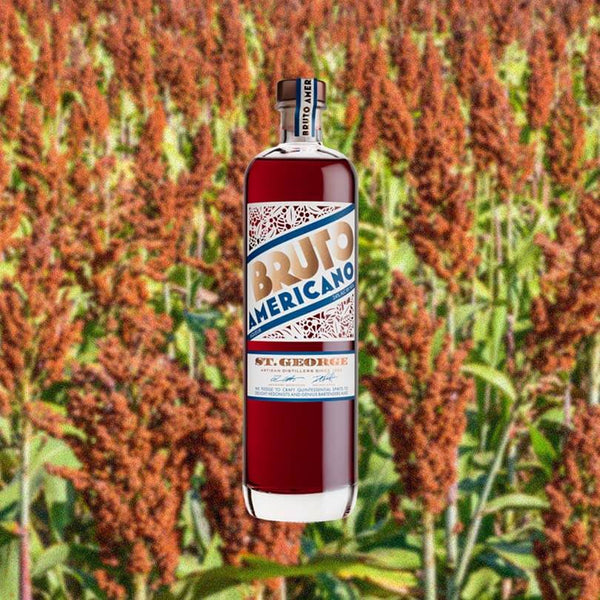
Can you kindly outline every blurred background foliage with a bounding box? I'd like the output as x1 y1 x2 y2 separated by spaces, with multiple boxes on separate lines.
1 0 600 599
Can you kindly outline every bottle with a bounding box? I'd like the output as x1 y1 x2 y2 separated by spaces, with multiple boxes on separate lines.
243 78 357 522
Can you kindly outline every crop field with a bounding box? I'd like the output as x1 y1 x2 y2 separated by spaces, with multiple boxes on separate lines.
0 0 600 598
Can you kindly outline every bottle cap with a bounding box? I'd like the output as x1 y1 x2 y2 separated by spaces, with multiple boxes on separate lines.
276 78 326 105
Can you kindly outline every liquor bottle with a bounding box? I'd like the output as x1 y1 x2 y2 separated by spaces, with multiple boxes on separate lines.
243 78 357 522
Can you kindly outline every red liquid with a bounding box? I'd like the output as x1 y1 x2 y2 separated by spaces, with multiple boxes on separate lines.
244 158 357 494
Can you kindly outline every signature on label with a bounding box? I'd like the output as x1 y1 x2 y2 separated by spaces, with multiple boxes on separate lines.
271 374 305 383
312 371 337 383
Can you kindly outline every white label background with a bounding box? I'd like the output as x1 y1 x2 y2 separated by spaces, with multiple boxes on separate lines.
247 352 355 401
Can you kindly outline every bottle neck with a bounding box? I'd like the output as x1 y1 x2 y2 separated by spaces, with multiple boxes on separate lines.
278 106 324 144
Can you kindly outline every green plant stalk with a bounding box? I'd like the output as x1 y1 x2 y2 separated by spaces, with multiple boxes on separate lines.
381 167 391 268
194 202 206 374
503 191 518 595
429 272 438 317
481 192 506 449
19 413 32 600
564 381 572 427
502 438 518 600
307 26 320 72
279 576 287 600
423 511 437 600
164 284 175 360
256 582 265 600
445 475 458 599
445 294 458 597
447 294 456 353
505 193 516 369
452 412 516 598
196 203 206 261
479 385 492 452
134 572 147 600
479 173 494 451
505 440 517 527
104 179 112 246
186 265 195 378
590 333 600 406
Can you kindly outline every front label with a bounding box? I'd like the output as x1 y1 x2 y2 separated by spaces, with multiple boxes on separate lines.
246 202 356 342
246 201 356 403
247 351 355 402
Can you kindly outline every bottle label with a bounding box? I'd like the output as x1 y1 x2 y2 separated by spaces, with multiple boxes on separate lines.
247 351 355 402
246 201 356 342
294 78 318 137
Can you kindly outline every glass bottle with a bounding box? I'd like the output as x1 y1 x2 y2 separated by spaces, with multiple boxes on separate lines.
243 78 357 522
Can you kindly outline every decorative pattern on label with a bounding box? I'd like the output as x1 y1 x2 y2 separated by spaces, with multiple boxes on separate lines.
247 203 338 252
246 202 356 342
261 294 354 340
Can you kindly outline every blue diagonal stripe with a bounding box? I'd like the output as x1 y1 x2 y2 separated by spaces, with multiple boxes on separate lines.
294 78 301 136
247 203 355 263
311 78 317 136
247 281 355 340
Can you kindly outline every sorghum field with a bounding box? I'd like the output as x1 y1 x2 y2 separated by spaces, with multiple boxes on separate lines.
2 0 600 599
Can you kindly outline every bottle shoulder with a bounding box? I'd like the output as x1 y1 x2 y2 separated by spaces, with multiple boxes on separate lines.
244 146 356 204
255 142 350 161
245 144 356 181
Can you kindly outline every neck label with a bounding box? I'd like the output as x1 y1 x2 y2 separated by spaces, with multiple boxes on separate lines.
294 78 318 137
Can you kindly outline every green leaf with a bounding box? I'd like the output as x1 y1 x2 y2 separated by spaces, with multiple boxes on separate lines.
181 554 417 598
461 364 517 402
490 304 508 364
184 309 221 335
61 564 105 599
484 493 549 514
314 573 357 600
0 477 19 516
461 567 501 600
585 166 600 190
388 241 416 274
455 302 486 331
204 365 223 388
0 435 78 518
164 123 186 177
529 426 558 476
487 541 539 571
337 562 415 594
473 279 491 301
537 408 565 425
359 547 421 570
352 445 395 534
32 543 70 579
43 473 74 540
0 415 11 444
0 532 18 599
514 318 532 333
472 308 492 347
31 435 80 472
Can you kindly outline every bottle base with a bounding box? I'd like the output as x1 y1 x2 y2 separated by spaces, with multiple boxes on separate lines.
243 484 357 522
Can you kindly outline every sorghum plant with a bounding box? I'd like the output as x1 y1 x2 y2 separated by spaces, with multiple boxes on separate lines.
535 401 600 600
364 272 473 597
528 193 600 375
408 40 476 293
546 79 585 191
48 312 208 598
527 29 555 130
